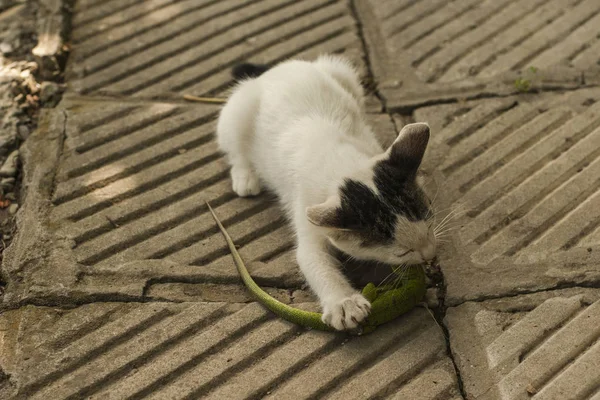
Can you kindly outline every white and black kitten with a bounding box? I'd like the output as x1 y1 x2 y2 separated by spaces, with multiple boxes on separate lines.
217 54 436 330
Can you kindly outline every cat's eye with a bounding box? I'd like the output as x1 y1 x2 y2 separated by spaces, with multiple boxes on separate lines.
397 249 412 257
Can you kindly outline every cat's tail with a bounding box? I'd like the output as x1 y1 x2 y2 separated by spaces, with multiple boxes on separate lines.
231 63 269 81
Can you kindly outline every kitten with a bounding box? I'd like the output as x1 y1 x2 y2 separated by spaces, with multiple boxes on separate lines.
216 54 436 330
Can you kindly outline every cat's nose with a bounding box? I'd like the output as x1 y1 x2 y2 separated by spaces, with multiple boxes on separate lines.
420 243 436 262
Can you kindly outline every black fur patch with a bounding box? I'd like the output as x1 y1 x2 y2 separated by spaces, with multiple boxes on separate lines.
373 157 430 222
332 158 431 245
231 63 270 80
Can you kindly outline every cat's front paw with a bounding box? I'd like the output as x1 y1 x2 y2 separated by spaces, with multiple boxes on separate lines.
322 293 371 331
231 166 261 197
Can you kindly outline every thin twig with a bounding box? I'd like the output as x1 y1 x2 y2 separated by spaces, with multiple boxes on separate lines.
183 94 227 104
105 215 119 228
418 302 448 339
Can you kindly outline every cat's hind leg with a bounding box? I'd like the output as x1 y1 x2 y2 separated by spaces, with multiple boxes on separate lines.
216 80 262 197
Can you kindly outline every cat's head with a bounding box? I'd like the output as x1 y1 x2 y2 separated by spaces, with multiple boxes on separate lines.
306 123 436 266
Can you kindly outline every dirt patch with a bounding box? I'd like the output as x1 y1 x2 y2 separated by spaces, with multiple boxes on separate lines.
0 1 68 297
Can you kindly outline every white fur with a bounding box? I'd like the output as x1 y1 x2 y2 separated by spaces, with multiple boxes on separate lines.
217 55 432 330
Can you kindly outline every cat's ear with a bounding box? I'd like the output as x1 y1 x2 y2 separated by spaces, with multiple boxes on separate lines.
388 123 430 173
306 197 344 229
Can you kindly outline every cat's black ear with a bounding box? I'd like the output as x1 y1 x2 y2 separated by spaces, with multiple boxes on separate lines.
389 123 430 173
306 197 345 229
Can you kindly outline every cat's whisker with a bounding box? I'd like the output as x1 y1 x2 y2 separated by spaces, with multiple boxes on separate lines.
378 262 408 289
425 192 439 220
392 272 408 290
434 212 457 230
435 220 462 232
434 209 464 233
378 269 399 288
437 207 461 224
435 227 458 235
432 206 455 216
434 222 455 236
434 229 459 239
431 209 447 220
388 275 401 291
428 202 454 221
442 204 468 217
380 263 401 283
433 220 461 240
434 222 461 234
436 221 461 231
392 261 407 271
429 181 441 208
391 264 409 289
446 206 468 220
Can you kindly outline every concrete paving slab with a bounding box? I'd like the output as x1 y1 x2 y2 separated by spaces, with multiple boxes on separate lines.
0 301 460 399
445 288 600 400
412 88 600 304
67 0 366 100
355 0 600 110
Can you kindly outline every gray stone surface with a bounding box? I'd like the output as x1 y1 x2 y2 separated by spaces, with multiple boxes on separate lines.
3 0 600 398
414 88 600 304
67 0 365 99
446 288 600 400
355 0 600 110
0 302 459 399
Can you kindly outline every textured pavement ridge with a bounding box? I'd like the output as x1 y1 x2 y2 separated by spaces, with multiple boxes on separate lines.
446 288 600 400
415 88 600 305
0 303 460 399
1 0 600 398
356 0 600 109
68 0 366 99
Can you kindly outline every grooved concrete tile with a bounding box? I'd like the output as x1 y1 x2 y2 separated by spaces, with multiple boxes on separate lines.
413 88 600 304
49 98 296 292
2 98 398 303
67 0 365 99
0 303 460 399
355 0 600 109
445 288 600 400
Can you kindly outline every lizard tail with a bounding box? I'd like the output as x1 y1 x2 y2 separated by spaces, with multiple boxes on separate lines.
206 202 334 331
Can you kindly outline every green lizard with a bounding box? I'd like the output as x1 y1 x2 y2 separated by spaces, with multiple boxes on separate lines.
207 202 426 335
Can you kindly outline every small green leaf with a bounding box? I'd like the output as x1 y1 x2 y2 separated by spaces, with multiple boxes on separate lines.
515 78 531 93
